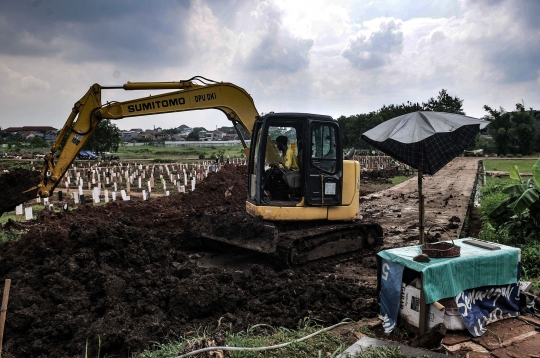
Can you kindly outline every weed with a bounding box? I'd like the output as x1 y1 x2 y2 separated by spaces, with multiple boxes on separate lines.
0 229 28 245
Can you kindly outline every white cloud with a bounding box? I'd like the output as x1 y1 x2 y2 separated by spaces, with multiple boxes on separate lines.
342 18 404 70
242 1 314 73
0 65 51 95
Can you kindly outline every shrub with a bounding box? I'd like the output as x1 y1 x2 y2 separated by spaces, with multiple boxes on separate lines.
517 154 522 157
521 241 540 279
198 153 205 159
506 154 513 158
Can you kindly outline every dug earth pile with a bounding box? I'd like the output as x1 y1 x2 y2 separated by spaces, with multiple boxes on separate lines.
0 164 380 358
0 169 41 215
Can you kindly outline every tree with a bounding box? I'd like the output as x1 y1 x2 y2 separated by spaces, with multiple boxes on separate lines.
30 136 47 148
482 104 537 155
82 119 122 156
186 127 207 141
422 89 465 114
186 131 200 141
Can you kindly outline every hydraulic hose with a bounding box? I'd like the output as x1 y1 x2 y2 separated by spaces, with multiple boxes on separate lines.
175 321 350 358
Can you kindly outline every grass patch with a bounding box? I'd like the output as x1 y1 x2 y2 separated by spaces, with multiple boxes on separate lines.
0 229 27 245
0 204 45 224
483 159 537 173
390 175 414 186
141 319 354 358
116 145 245 161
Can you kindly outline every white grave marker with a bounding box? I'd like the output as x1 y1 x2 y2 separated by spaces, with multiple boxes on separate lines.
93 187 100 203
25 207 33 220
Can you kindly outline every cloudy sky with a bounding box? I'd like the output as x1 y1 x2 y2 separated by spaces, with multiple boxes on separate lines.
1 0 539 131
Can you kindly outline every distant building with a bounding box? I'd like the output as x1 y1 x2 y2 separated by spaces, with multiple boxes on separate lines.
138 132 155 140
177 124 192 132
3 126 58 144
4 126 58 133
202 130 225 141
121 130 140 141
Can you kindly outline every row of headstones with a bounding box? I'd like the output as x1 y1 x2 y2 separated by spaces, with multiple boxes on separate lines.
15 160 243 220
356 156 412 170
15 187 174 219
60 160 245 192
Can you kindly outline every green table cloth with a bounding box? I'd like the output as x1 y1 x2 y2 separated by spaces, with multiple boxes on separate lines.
378 239 520 303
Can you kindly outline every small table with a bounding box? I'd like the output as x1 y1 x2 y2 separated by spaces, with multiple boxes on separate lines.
377 239 520 334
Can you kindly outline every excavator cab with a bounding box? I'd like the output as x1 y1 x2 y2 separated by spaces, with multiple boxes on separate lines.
247 113 343 209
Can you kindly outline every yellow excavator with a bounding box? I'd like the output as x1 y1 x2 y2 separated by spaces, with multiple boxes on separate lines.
9 76 383 265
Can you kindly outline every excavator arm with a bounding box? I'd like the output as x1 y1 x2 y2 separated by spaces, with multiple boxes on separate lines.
38 77 280 197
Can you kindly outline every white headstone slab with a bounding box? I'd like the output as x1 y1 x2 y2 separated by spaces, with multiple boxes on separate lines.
112 192 116 201
104 190 109 203
93 187 100 203
121 190 127 200
25 207 33 220
15 204 23 215
73 192 79 204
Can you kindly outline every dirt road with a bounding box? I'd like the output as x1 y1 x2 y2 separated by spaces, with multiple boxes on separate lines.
363 157 480 248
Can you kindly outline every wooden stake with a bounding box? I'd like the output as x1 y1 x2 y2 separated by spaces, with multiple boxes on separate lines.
0 279 12 358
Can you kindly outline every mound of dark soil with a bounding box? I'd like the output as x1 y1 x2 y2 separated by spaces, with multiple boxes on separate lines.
0 169 41 215
0 164 378 358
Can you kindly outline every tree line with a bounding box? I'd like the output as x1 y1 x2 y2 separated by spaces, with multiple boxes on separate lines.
338 89 540 156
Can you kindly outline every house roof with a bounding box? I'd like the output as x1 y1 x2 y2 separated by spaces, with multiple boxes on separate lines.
4 126 58 132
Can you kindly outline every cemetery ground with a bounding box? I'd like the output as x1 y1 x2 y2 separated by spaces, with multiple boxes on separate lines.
0 155 537 357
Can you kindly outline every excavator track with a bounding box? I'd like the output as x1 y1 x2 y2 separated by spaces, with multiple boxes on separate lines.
188 210 383 266
274 222 383 266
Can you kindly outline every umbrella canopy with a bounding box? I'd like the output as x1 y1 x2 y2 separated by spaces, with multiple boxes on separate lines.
361 111 490 175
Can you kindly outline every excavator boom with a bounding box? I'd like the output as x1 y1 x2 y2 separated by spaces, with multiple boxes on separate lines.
37 77 280 198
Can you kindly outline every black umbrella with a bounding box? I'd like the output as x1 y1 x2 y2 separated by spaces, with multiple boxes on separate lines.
361 111 489 244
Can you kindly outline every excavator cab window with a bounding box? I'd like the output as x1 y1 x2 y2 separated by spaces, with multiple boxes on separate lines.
305 120 342 206
311 124 337 173
248 114 305 206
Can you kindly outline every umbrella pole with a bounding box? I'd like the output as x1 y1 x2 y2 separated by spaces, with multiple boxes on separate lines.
418 151 425 245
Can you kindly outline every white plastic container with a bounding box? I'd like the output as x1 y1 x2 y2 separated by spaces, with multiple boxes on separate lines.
400 284 466 331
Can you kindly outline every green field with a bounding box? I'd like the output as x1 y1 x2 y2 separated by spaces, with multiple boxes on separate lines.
116 144 246 161
483 159 538 174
